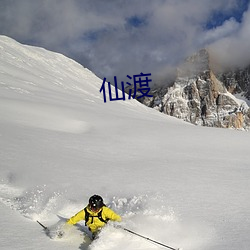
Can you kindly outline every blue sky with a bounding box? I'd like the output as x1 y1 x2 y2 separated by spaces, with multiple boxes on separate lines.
206 0 249 28
0 0 249 83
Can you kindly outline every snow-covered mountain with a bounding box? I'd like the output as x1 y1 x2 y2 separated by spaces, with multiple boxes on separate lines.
0 36 250 250
140 49 250 130
217 65 250 101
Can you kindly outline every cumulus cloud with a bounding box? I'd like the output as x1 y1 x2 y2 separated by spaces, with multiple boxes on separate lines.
0 0 249 83
200 18 240 45
209 6 250 69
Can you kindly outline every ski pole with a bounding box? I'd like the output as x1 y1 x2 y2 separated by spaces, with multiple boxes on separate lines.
122 227 180 250
37 220 48 231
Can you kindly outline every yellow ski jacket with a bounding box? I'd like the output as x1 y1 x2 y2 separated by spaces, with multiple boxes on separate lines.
67 206 121 233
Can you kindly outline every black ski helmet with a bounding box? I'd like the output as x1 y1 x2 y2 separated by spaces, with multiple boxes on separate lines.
89 195 104 210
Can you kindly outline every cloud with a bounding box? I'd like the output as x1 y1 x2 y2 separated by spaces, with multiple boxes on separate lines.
200 18 240 45
0 0 249 83
209 3 250 69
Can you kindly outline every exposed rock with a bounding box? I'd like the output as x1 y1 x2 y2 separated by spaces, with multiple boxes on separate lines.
138 49 250 130
217 66 250 100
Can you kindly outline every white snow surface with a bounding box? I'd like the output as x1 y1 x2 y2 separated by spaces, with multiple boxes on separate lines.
0 35 250 250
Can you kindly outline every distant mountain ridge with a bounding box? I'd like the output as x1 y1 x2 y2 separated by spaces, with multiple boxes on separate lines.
217 66 250 101
138 49 250 130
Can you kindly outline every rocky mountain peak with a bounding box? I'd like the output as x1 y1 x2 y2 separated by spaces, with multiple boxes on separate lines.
139 49 250 130
217 66 250 100
177 48 210 78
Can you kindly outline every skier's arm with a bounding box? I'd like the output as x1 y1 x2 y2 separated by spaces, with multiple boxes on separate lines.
67 209 85 225
104 207 122 222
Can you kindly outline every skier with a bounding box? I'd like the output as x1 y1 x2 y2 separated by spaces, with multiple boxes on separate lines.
66 194 121 239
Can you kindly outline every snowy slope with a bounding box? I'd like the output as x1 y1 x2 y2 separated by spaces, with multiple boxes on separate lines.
0 36 250 250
